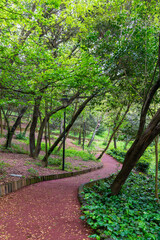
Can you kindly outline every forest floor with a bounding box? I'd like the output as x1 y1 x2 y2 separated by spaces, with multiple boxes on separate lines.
0 136 102 185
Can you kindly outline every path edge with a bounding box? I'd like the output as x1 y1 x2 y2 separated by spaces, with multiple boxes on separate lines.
78 175 114 240
0 163 103 197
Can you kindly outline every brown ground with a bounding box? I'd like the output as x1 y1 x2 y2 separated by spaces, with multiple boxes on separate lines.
0 137 102 185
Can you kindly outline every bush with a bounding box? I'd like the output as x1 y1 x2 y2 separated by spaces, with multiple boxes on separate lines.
48 157 61 166
107 148 151 174
27 167 39 176
0 161 10 174
15 133 27 140
107 148 126 163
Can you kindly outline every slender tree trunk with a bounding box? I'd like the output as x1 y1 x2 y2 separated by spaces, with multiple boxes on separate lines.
82 121 86 150
38 110 42 125
97 105 130 159
1 107 10 147
57 101 78 152
0 109 3 135
5 106 28 148
29 96 42 158
48 120 51 148
60 118 64 134
35 92 80 158
42 92 98 164
78 126 82 145
114 136 117 149
22 120 31 136
57 129 70 152
155 136 159 201
42 101 48 167
106 127 111 142
88 115 102 147
124 138 131 150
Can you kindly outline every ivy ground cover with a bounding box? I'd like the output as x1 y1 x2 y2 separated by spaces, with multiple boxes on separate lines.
80 172 160 240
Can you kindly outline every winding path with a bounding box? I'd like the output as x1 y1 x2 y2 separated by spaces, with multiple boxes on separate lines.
0 154 121 240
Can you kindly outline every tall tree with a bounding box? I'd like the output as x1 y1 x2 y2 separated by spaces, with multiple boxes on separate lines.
111 35 160 195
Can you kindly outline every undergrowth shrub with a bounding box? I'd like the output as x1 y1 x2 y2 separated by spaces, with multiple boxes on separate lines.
27 167 39 176
80 173 160 240
107 148 152 174
107 148 126 163
0 161 10 174
40 143 97 161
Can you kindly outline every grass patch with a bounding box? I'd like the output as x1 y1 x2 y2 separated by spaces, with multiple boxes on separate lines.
0 143 28 155
80 172 160 240
0 161 11 174
40 142 97 162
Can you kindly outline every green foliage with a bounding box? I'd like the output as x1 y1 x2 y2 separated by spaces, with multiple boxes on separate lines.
81 173 160 240
64 148 97 161
15 133 27 140
107 148 152 174
27 167 39 177
0 161 10 174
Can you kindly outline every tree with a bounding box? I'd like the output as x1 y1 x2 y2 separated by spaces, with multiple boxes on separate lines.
111 36 160 195
42 89 104 166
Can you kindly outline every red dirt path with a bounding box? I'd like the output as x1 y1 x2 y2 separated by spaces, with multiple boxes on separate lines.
0 154 122 240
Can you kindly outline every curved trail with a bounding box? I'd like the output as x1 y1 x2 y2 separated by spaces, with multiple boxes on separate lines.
0 154 121 240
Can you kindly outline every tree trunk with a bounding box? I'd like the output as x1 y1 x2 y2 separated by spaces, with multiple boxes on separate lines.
111 109 160 195
42 101 48 167
29 96 42 158
19 119 22 133
22 120 31 136
124 138 131 150
1 107 10 148
78 127 82 145
97 104 130 159
82 121 86 150
88 115 102 147
0 109 3 135
35 92 80 158
105 127 111 142
155 136 159 201
57 129 70 152
5 106 28 148
60 118 64 134
42 92 98 164
48 120 51 148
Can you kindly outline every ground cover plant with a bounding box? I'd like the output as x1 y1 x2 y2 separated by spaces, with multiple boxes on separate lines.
80 172 160 240
107 147 153 174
